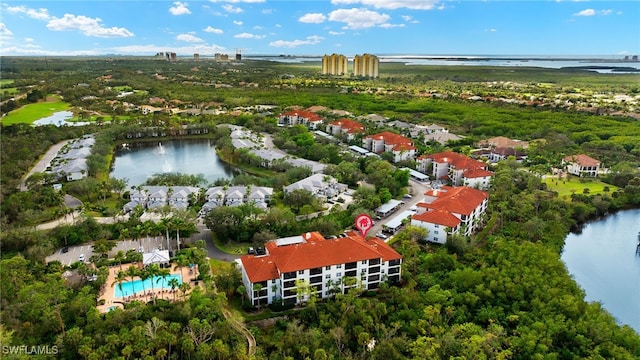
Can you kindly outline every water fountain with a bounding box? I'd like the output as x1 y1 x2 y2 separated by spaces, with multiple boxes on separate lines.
157 142 166 155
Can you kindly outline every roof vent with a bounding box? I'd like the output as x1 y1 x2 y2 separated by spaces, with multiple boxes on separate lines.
305 232 311 239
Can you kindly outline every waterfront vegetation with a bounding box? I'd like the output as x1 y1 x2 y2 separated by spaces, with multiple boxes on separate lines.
0 57 639 359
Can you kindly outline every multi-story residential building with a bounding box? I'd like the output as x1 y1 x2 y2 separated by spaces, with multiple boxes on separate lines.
416 151 493 189
238 231 402 306
123 186 199 213
362 131 416 162
326 119 365 141
200 186 273 215
562 154 601 177
278 110 324 129
353 54 379 78
283 174 347 202
411 186 489 244
322 54 348 76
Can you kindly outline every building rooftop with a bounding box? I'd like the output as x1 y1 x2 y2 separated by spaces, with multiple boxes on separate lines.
240 231 401 283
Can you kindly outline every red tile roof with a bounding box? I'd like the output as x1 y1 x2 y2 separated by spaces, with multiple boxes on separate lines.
412 208 461 227
425 151 488 171
281 110 322 121
392 143 417 151
366 131 413 146
240 231 401 283
419 186 488 216
563 154 600 167
463 168 494 178
329 119 365 133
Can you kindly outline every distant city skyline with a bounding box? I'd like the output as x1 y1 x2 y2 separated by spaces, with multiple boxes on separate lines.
1 1 639 57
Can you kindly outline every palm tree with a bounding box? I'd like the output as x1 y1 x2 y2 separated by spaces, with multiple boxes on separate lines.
112 270 127 298
155 267 171 302
144 265 158 304
114 250 125 270
168 277 180 301
125 265 138 299
179 282 191 300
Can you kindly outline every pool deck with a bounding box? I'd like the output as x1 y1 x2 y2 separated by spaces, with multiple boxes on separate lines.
97 262 202 313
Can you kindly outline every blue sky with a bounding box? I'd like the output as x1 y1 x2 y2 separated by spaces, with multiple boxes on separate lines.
1 1 638 57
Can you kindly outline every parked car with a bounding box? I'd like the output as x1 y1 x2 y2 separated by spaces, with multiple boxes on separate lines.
78 254 85 262
256 247 266 255
376 232 388 240
403 194 412 199
61 246 69 253
248 247 255 254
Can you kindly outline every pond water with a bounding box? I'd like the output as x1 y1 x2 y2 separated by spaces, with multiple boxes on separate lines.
110 139 238 186
33 111 90 126
561 208 640 332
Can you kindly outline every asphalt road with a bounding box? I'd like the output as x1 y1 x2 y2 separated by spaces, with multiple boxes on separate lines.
368 179 431 238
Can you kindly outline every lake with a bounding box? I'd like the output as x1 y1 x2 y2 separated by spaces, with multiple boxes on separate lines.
561 208 640 332
110 139 238 187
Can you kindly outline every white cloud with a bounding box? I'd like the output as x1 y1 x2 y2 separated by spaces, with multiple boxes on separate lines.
574 8 595 16
233 20 243 26
574 8 614 16
169 2 191 15
222 4 244 13
0 23 13 42
234 32 266 39
209 0 264 3
269 35 324 48
0 45 102 56
401 15 419 23
25 37 34 42
177 33 204 42
299 13 327 24
4 5 51 20
330 0 441 10
485 28 497 32
328 30 344 35
379 23 405 28
328 8 391 29
112 43 226 55
46 14 134 38
204 26 224 34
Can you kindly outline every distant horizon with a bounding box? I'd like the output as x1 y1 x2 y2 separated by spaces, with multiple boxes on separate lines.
2 1 638 57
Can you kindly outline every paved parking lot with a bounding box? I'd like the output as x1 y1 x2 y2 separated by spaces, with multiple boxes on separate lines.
47 236 167 266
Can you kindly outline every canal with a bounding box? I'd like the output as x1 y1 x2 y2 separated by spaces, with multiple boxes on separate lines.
561 208 640 332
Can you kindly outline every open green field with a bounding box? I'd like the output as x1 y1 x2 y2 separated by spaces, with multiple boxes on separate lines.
0 79 14 86
543 176 617 198
1 97 71 125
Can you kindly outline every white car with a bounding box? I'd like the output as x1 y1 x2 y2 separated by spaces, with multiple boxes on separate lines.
78 254 85 262
376 232 388 239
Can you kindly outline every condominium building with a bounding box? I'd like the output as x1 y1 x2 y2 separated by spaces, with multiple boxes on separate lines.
362 131 416 162
238 231 402 306
416 151 493 190
353 54 379 78
411 186 489 244
322 54 348 76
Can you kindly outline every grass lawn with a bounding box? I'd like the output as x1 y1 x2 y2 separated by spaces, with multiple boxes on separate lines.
209 258 233 273
543 176 616 199
214 237 249 255
2 97 71 125
0 79 15 86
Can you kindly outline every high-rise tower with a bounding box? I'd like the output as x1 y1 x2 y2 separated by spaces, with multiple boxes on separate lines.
353 54 379 78
321 54 348 76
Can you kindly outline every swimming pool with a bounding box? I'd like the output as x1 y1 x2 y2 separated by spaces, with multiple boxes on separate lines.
114 274 182 298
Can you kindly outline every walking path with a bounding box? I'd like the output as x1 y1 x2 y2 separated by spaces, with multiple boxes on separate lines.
222 308 256 357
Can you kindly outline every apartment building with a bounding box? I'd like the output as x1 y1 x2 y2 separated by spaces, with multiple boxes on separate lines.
416 151 493 189
238 231 402 306
326 119 365 141
278 110 324 129
322 53 348 76
353 54 379 78
362 131 416 162
411 186 489 244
